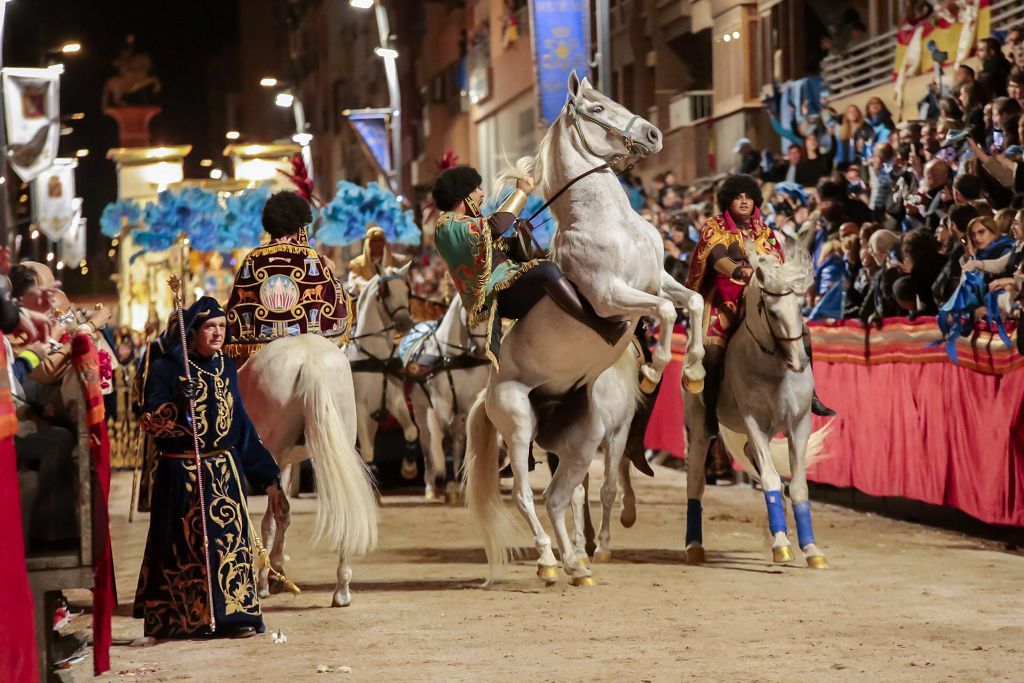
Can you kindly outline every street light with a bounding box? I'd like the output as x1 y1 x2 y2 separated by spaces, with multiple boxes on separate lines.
374 47 398 60
349 0 374 8
225 130 240 140
60 42 81 54
259 77 278 87
275 92 294 108
75 148 89 158
292 132 312 146
209 168 223 180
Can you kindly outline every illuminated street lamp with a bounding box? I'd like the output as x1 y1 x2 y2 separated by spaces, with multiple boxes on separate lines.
374 47 398 60
225 130 241 140
60 42 81 54
349 0 374 8
275 92 294 108
259 76 278 87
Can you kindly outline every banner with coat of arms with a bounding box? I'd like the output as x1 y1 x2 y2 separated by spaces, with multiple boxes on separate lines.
61 216 87 268
2 66 61 182
32 158 78 241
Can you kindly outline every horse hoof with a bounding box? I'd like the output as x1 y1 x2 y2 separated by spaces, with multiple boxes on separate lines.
536 565 559 583
620 508 637 528
401 458 418 480
571 576 596 587
445 491 462 506
806 555 829 569
578 556 591 569
268 576 285 594
424 489 438 501
685 545 705 564
683 377 705 395
593 549 612 563
331 594 352 608
772 546 794 563
258 588 270 600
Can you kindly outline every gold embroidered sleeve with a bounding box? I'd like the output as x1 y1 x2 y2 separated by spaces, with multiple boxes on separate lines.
141 402 191 437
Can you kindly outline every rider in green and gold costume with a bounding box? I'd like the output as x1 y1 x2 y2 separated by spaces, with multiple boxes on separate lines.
431 165 628 364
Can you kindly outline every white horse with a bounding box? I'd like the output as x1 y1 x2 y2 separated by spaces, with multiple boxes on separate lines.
464 72 706 586
346 264 419 476
683 246 832 568
406 295 490 501
238 334 379 607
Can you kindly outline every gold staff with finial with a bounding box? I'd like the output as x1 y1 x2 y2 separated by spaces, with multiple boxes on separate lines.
168 274 218 633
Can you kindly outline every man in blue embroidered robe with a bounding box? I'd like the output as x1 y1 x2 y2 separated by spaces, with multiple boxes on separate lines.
134 297 285 639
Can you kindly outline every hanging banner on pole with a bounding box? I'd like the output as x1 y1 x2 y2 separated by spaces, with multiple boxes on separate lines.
529 0 591 126
2 66 61 182
32 158 78 241
61 215 87 268
345 109 393 179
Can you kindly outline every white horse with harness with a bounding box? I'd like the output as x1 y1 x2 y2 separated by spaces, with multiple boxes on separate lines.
684 245 832 568
404 295 490 502
346 264 420 477
464 72 706 586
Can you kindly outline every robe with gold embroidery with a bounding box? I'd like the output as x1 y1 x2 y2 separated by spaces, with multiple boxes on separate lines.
684 214 783 345
133 350 278 639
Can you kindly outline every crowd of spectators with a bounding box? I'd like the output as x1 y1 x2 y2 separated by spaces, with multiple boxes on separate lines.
2 252 117 553
643 29 1024 344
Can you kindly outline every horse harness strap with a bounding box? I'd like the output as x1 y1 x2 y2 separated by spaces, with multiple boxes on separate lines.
747 286 803 356
567 102 648 160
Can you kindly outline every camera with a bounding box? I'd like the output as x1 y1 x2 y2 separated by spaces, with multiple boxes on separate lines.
927 40 948 64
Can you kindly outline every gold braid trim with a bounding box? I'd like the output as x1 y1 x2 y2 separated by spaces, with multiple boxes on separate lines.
490 258 545 295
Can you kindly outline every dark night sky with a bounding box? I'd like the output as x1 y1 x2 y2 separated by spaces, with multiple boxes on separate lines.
4 0 240 294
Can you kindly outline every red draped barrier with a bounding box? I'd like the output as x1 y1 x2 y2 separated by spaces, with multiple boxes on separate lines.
643 320 1024 527
0 335 38 682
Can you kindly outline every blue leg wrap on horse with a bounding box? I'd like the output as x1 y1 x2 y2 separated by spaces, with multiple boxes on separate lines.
685 499 703 545
764 490 787 535
793 500 815 549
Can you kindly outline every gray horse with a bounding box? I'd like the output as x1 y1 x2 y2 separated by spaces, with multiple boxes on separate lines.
684 245 832 568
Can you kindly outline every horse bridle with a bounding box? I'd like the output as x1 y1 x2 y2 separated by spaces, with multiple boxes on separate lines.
747 285 804 356
567 100 649 162
376 272 411 322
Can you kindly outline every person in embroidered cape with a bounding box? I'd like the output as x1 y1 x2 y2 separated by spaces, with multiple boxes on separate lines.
684 174 835 437
225 192 349 359
134 297 284 639
430 165 629 363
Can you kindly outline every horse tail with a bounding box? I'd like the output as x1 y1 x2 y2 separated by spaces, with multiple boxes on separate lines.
719 421 833 480
298 358 379 558
464 391 520 579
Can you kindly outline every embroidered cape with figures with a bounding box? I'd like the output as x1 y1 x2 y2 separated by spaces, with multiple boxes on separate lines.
684 212 783 345
225 236 350 363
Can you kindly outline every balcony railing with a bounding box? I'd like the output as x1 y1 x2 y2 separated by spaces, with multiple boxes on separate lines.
668 90 713 130
822 0 1024 102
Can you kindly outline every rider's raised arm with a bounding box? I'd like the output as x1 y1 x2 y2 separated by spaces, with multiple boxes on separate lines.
486 187 529 236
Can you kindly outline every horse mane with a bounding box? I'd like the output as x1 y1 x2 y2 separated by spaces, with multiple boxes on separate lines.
747 242 814 294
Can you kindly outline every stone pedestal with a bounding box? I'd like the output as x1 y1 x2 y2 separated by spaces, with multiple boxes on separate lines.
104 106 161 147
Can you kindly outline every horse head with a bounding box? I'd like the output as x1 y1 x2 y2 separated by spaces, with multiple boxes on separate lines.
746 244 813 373
374 261 414 334
564 70 663 164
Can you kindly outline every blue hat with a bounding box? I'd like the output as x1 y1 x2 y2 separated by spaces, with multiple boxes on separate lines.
163 296 229 358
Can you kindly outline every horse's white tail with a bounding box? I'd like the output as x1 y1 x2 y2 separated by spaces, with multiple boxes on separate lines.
463 391 521 579
298 361 379 557
719 421 833 481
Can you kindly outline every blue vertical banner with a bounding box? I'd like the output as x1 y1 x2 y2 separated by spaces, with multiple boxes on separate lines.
347 113 393 177
530 0 591 126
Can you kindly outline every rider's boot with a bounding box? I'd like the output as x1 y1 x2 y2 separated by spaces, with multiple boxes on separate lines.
543 277 631 347
701 344 725 439
802 326 836 417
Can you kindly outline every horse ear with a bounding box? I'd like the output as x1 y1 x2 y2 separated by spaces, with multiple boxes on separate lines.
579 76 593 91
399 260 412 276
567 70 581 99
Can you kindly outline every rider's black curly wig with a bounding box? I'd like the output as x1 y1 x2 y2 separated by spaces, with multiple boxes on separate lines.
716 174 763 214
432 166 482 212
262 191 312 239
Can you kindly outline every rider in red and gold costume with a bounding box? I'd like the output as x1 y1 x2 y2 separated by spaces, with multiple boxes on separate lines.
685 175 833 437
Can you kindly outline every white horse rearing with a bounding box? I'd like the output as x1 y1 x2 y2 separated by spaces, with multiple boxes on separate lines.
465 72 706 586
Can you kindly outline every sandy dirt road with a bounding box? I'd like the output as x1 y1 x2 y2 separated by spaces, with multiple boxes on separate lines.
68 462 1022 682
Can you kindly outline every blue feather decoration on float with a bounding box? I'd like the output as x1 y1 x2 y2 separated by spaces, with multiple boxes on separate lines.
99 198 142 238
318 181 420 246
218 186 271 251
480 186 555 248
